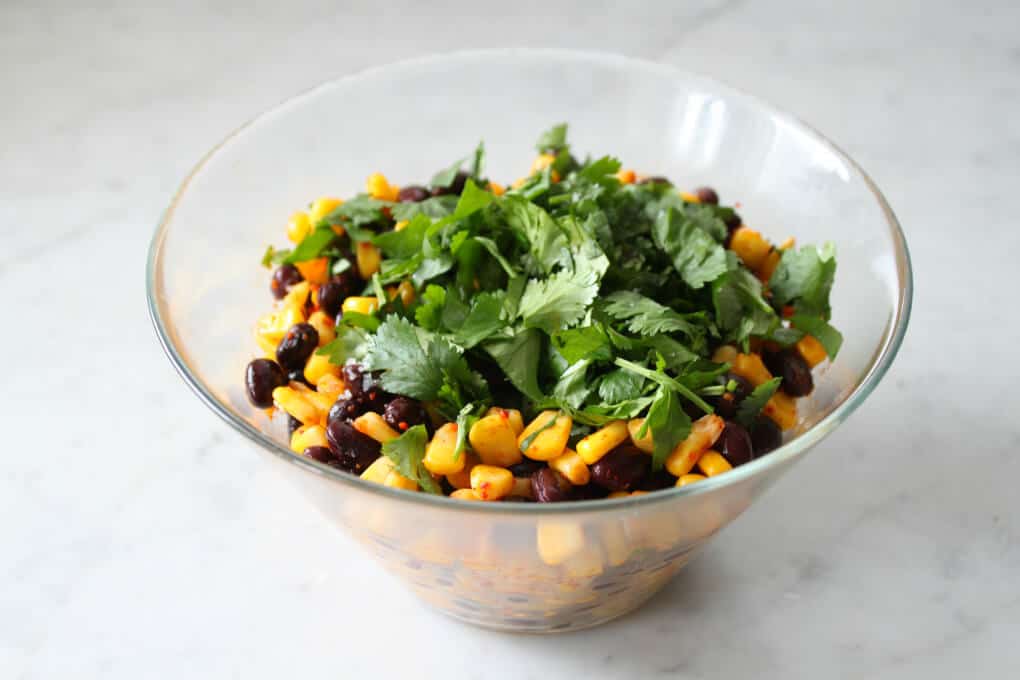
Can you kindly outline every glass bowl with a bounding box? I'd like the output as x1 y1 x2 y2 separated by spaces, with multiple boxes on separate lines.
147 49 911 632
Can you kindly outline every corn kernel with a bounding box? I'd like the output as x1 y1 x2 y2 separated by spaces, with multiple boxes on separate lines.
468 414 522 467
729 227 772 273
470 465 514 501
576 420 629 465
607 491 630 499
488 181 505 196
423 423 463 475
537 521 585 566
450 488 482 501
394 220 409 232
530 153 556 175
697 450 732 477
356 241 382 279
395 280 415 306
341 296 379 315
549 449 591 486
680 191 700 203
383 468 418 491
360 456 395 484
315 373 345 399
290 424 328 453
308 197 342 224
295 257 329 285
626 418 655 454
306 310 335 346
272 386 319 425
676 473 706 487
763 391 798 430
517 411 572 461
510 476 533 500
304 352 340 384
759 248 782 282
286 211 312 243
366 172 399 201
665 415 725 477
730 353 774 387
353 412 401 444
445 451 480 490
486 407 524 436
796 334 827 368
615 169 636 184
712 344 739 364
778 236 796 251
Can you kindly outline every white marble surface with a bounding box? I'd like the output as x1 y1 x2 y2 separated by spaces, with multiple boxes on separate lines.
3 1 1019 677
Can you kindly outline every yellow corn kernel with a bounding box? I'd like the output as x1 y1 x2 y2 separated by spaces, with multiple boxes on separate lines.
295 257 329 285
423 423 464 476
308 197 342 225
697 450 732 477
356 241 381 279
518 411 572 461
485 407 524 436
450 488 482 501
712 344 739 364
366 172 399 201
470 465 514 501
530 153 556 175
289 424 328 453
731 353 774 387
273 386 319 425
291 383 332 424
665 414 726 477
549 449 591 486
511 176 527 189
607 490 630 499
729 227 772 273
304 352 340 384
680 191 700 203
488 181 505 196
306 311 336 346
759 248 782 282
353 412 400 444
468 414 522 467
282 279 310 308
796 335 827 368
576 420 629 465
676 473 706 487
445 451 480 490
630 490 649 496
341 296 379 315
536 521 585 566
779 236 796 251
286 211 312 244
615 168 636 184
763 390 798 430
626 418 655 454
395 280 415 306
510 476 533 500
384 468 418 491
394 220 409 232
315 373 345 400
360 456 395 484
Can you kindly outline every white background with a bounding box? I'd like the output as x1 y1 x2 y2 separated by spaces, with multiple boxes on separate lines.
3 1 1019 678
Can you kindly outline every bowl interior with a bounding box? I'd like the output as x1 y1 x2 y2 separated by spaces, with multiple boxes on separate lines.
149 49 910 510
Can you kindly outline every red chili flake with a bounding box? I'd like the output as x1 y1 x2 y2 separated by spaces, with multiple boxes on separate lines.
398 422 408 431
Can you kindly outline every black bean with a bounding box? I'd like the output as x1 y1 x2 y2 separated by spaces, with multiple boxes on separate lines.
750 418 783 456
713 373 753 419
694 186 719 205
317 271 360 318
765 350 814 397
275 323 319 371
508 460 544 478
288 415 303 436
397 185 430 202
326 419 381 473
569 483 611 501
270 264 303 300
717 422 754 466
303 446 336 464
637 175 672 185
724 211 742 231
590 448 649 492
383 397 426 433
636 467 676 491
341 363 368 399
244 358 286 408
431 171 469 196
328 395 366 424
531 467 568 503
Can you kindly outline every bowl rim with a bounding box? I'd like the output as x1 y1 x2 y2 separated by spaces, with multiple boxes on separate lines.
146 48 913 516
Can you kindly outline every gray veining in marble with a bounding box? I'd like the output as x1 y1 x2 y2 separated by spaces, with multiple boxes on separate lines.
2 0 1019 677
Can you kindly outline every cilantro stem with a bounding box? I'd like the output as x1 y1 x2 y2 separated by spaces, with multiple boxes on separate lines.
613 358 714 414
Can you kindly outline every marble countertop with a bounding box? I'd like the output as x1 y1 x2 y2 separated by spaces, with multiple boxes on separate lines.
3 1 1018 677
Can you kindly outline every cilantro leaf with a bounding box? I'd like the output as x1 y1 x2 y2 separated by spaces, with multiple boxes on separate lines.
578 156 622 182
390 195 459 221
769 243 837 319
535 122 568 152
482 328 544 401
381 425 441 494
712 252 779 348
518 260 600 334
597 368 645 403
502 196 566 275
316 325 369 364
735 377 782 428
452 291 506 349
613 358 713 414
643 387 692 471
372 214 430 259
652 204 728 289
470 141 486 180
602 291 708 340
283 226 334 264
321 195 391 233
789 315 843 359
261 245 291 268
431 156 466 188
551 325 612 364
450 179 493 220
414 284 446 330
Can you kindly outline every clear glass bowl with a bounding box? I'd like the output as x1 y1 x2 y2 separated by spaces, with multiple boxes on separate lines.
147 49 911 632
